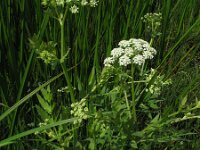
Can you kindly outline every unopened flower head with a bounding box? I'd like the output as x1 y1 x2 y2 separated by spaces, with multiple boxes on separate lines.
145 69 172 96
141 12 162 25
141 12 162 37
71 98 89 124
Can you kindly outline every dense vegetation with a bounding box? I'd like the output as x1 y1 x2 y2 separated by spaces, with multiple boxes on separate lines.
0 0 200 149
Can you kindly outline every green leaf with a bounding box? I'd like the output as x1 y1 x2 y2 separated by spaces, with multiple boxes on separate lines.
132 131 144 137
35 105 50 120
0 141 15 147
0 118 77 147
41 85 52 103
88 67 95 86
36 94 52 114
88 138 96 150
151 114 160 124
193 100 200 109
130 140 138 149
179 95 187 110
148 100 159 109
77 76 83 91
0 72 63 122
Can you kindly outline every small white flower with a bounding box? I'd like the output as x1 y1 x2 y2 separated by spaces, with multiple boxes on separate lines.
124 47 134 57
70 5 79 13
27 122 35 127
149 47 157 55
131 38 149 52
143 50 154 59
132 55 145 65
118 40 131 48
111 47 124 59
104 57 114 67
81 0 88 5
119 55 131 66
90 0 98 7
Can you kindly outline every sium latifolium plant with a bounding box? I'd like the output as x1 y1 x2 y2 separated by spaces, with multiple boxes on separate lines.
88 37 171 149
34 9 170 148
32 2 200 148
69 12 200 149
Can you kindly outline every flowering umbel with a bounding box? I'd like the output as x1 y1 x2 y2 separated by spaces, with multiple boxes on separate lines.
104 38 157 67
42 0 98 14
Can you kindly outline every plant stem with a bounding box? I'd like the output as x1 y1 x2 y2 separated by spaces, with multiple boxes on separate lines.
124 90 132 119
131 63 137 123
59 10 75 103
61 19 64 58
61 63 75 102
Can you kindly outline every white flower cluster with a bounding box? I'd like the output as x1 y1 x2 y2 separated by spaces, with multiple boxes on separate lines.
42 0 98 14
70 98 89 124
57 86 68 92
69 0 98 14
104 38 157 67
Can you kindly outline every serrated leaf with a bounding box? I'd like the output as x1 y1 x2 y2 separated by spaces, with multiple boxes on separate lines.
40 88 47 99
151 114 160 124
40 86 52 103
130 140 138 149
132 131 144 137
148 100 159 109
36 94 52 114
47 85 51 93
36 105 50 121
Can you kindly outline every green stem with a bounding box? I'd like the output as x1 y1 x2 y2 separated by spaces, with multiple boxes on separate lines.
61 63 75 102
150 37 154 46
61 20 64 58
60 11 75 103
124 90 132 119
131 64 137 123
